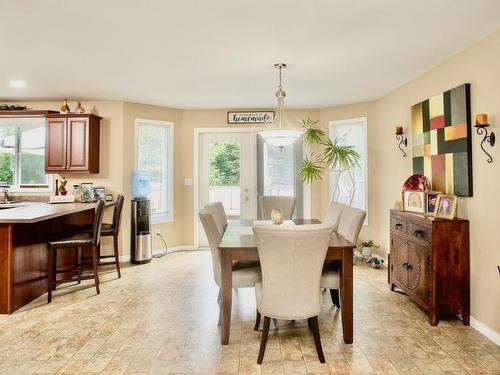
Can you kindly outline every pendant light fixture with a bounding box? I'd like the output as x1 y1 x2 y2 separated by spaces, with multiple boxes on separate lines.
260 63 302 148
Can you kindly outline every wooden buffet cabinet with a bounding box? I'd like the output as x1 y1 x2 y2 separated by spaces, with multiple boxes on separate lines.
389 210 470 326
45 113 101 173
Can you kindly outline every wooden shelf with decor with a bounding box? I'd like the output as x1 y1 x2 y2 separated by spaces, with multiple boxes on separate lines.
388 209 470 326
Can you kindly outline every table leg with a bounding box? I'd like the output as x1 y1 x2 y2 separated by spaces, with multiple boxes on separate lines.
341 249 353 344
221 250 233 345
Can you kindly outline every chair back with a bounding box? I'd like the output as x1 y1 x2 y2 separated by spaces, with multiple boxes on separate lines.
324 201 346 231
112 194 125 235
92 200 106 246
199 206 223 286
211 201 228 235
253 224 333 319
259 196 296 220
337 205 366 244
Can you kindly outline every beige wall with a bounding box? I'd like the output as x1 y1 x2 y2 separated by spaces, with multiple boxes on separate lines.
368 30 500 333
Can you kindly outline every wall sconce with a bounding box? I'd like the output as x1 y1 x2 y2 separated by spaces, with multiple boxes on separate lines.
475 114 495 163
395 126 407 157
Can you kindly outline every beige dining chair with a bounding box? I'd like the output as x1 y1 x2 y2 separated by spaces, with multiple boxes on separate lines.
259 196 296 220
321 203 366 308
324 200 345 231
199 203 261 326
253 224 334 364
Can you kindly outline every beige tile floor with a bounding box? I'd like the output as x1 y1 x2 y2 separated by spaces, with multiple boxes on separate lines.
0 250 498 375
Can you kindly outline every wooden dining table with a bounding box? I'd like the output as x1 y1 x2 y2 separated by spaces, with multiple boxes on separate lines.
218 219 356 345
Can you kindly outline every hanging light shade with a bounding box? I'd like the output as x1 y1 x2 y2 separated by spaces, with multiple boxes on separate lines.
260 63 302 148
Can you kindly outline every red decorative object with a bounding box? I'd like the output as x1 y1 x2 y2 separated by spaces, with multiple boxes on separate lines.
402 174 431 191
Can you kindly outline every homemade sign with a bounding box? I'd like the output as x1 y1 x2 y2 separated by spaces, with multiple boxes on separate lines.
227 111 274 124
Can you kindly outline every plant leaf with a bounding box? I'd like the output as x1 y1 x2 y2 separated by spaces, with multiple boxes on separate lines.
321 136 361 171
299 157 323 183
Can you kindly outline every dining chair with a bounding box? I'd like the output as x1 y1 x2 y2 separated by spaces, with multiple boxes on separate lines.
321 204 366 308
324 200 345 231
199 203 261 326
259 196 296 220
98 194 124 278
47 200 105 302
253 224 334 364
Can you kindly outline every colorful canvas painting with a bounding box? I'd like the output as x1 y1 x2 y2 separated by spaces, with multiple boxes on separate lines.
411 83 473 197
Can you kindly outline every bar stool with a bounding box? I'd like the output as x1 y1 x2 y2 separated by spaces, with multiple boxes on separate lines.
47 200 105 303
98 194 124 278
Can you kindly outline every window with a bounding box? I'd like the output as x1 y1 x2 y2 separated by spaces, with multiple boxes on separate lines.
135 119 174 222
329 117 368 223
0 117 53 192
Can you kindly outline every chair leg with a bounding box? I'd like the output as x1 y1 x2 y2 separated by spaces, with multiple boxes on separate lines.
76 247 82 284
330 289 341 308
47 247 53 303
307 318 312 330
92 245 100 295
113 235 121 278
257 316 271 364
51 248 57 290
273 318 279 329
309 316 325 363
254 310 261 331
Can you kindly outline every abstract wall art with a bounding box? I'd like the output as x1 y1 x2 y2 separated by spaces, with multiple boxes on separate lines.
411 83 473 197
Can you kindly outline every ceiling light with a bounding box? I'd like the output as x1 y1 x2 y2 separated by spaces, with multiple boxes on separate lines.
260 63 302 148
9 80 26 88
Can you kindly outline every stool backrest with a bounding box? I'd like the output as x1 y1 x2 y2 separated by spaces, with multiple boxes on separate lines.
93 200 106 246
112 194 125 235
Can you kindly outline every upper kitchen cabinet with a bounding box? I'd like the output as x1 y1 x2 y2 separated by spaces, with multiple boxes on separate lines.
45 114 101 173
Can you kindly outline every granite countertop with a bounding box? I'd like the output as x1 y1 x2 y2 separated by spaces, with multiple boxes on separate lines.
0 202 99 224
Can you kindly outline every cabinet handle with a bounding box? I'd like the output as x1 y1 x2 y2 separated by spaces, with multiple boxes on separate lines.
402 262 411 270
395 223 403 229
414 230 424 238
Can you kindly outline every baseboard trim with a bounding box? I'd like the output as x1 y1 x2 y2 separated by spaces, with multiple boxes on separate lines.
118 245 196 263
470 316 500 346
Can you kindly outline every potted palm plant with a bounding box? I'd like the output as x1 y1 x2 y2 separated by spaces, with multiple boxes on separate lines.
298 118 361 205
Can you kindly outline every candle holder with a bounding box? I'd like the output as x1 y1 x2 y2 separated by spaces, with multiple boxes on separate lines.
474 123 495 163
395 132 408 157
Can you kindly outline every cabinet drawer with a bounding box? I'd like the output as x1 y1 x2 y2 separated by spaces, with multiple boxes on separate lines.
391 216 407 233
407 222 430 242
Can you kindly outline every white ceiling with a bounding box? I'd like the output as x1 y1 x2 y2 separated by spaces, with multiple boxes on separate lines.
1 0 500 109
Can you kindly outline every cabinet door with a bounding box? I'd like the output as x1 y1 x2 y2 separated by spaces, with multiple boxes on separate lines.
406 241 430 306
391 235 408 288
45 118 67 171
66 117 89 171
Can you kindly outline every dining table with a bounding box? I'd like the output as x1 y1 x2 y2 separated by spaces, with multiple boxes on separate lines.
218 219 356 345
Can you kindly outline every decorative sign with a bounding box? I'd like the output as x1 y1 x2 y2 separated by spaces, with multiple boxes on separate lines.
227 111 274 124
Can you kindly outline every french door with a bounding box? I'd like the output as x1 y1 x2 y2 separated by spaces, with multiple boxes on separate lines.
198 131 256 247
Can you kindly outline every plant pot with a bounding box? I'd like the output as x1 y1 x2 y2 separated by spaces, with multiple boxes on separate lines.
361 246 372 259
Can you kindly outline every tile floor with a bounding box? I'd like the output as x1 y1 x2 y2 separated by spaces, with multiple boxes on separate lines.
0 251 498 374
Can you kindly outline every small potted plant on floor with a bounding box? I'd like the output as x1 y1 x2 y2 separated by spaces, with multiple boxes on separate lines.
360 240 377 260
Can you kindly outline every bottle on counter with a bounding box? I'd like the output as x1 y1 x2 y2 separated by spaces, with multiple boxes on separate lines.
72 184 81 203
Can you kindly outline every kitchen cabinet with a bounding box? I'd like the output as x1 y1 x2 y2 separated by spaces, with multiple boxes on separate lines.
45 114 101 173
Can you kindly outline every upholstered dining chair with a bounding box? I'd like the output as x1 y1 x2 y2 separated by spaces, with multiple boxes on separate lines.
199 203 261 326
253 224 334 364
324 200 345 231
321 203 366 308
98 194 124 277
259 196 296 220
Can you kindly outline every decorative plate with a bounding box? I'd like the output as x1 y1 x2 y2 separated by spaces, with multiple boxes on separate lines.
402 174 431 191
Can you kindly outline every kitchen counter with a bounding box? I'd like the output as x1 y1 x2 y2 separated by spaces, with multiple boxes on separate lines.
0 202 98 224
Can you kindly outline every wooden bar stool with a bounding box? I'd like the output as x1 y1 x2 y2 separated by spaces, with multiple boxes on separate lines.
98 194 124 278
47 200 105 303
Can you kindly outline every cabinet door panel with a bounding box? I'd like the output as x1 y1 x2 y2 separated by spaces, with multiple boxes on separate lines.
407 241 429 306
45 118 67 171
67 118 89 171
391 235 408 288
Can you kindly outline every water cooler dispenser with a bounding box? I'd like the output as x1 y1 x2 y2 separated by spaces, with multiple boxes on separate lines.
131 171 152 264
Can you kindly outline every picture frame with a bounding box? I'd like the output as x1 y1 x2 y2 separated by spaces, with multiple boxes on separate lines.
425 191 442 214
81 183 94 203
434 194 457 219
92 187 105 202
227 111 274 124
403 190 426 213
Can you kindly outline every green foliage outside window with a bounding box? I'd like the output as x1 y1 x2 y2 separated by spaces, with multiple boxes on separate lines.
209 142 240 186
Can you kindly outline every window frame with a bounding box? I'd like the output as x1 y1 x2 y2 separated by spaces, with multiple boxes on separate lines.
0 119 54 193
329 117 368 225
134 118 174 223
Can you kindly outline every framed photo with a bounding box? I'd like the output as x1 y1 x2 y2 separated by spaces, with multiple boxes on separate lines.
403 190 425 213
227 111 274 124
425 191 442 214
434 194 457 219
81 183 94 203
92 187 105 202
